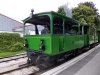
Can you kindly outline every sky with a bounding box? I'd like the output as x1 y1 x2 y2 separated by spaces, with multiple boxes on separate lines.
0 0 100 23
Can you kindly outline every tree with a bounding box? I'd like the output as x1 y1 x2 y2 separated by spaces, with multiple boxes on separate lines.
72 2 100 35
57 4 72 18
57 6 66 16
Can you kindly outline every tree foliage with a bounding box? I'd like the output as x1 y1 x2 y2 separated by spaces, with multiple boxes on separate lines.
57 4 72 18
72 2 100 34
57 6 66 16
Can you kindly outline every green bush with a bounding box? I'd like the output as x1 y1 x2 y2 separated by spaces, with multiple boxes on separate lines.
0 33 24 52
10 42 24 52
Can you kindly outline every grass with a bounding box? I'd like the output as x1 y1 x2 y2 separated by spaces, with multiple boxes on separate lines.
0 50 25 57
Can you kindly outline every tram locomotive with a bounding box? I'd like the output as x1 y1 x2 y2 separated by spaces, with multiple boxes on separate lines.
23 10 97 69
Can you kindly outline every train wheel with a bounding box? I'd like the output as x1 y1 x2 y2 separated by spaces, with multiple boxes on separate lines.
30 55 38 65
27 57 31 64
36 55 54 69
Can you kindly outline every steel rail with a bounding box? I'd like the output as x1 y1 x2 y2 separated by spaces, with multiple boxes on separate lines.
0 54 27 63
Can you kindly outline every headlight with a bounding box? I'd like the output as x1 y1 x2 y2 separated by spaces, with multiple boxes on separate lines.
24 39 28 48
39 39 45 51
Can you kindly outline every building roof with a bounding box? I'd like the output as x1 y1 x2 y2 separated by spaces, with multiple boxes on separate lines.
0 13 23 32
0 13 23 24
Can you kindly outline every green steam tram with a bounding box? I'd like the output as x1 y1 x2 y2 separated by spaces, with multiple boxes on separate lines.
23 10 95 69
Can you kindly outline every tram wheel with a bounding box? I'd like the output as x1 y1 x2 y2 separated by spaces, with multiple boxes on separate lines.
36 55 54 69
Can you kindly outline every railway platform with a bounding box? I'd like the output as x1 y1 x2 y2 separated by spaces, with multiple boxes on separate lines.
41 44 100 75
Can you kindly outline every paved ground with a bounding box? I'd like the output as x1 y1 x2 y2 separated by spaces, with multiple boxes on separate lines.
57 46 100 75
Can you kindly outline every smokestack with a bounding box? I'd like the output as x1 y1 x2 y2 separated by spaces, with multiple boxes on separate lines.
30 9 34 18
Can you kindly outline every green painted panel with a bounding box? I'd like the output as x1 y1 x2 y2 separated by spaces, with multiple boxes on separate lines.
25 34 89 56
84 35 89 46
25 35 52 55
51 35 85 55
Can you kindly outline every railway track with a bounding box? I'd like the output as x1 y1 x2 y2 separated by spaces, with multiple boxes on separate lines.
0 63 39 75
0 53 27 63
0 52 26 59
0 53 39 75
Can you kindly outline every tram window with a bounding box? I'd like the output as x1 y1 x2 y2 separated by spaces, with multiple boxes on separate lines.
79 25 83 35
38 25 50 35
64 21 78 35
37 15 50 35
24 25 35 35
53 16 63 34
24 15 50 35
84 26 89 34
79 25 89 35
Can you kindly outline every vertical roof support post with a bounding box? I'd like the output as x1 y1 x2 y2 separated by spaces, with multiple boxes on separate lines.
50 13 53 35
63 19 65 34
78 23 81 35
93 26 96 43
23 22 26 36
34 25 39 34
82 25 84 35
62 19 65 50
